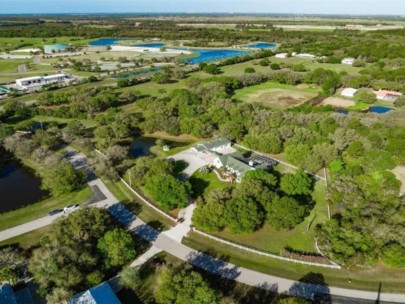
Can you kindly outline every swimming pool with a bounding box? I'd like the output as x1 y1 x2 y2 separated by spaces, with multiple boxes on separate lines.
246 42 277 49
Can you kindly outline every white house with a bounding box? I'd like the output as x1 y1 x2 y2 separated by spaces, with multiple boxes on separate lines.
192 138 232 154
341 88 358 98
275 53 288 59
293 53 316 59
213 154 254 181
15 73 73 90
342 58 355 65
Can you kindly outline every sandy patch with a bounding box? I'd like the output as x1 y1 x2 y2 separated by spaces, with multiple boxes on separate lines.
321 97 355 108
391 166 405 196
245 89 315 109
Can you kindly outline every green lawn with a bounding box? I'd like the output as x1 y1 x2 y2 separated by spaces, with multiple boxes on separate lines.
0 226 51 249
0 187 92 231
347 102 369 111
0 59 28 73
189 170 231 198
183 230 405 292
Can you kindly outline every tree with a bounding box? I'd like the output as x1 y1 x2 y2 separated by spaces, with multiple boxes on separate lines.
382 243 405 268
146 174 191 211
322 74 341 96
156 267 217 304
270 63 280 70
0 247 26 284
105 145 128 166
355 88 377 104
153 72 171 84
280 170 312 196
192 198 226 232
267 196 307 230
225 196 264 233
203 64 220 75
98 228 136 269
42 162 87 196
119 266 142 289
244 67 255 73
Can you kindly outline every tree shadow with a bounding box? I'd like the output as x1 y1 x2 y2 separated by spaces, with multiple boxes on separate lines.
186 251 241 280
288 272 331 303
189 176 210 198
107 203 136 228
131 224 159 242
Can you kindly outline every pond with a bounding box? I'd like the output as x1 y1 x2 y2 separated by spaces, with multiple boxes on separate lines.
44 44 68 53
130 137 156 158
0 159 47 214
370 106 393 114
89 38 129 46
135 43 165 48
246 42 277 49
181 48 250 64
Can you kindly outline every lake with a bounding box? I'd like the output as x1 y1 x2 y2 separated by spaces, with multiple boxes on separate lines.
89 38 128 46
130 137 156 158
182 48 250 64
0 159 47 214
136 43 165 48
246 42 277 49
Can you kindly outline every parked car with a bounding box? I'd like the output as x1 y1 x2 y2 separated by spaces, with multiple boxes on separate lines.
48 209 62 216
63 204 79 214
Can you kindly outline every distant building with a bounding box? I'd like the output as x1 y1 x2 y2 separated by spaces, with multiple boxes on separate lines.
341 88 358 98
293 53 316 59
192 138 232 154
68 282 121 304
15 73 73 91
375 89 403 102
0 284 34 304
342 57 355 65
275 53 288 58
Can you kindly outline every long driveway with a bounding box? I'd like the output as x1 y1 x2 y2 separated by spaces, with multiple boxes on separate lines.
0 148 404 303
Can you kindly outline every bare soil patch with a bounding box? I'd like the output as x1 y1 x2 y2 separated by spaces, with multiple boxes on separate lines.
320 97 355 108
246 89 314 109
391 166 405 196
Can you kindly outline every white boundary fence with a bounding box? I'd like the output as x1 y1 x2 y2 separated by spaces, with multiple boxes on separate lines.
192 228 341 269
234 143 327 182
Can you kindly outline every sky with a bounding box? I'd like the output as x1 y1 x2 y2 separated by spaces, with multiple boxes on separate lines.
2 0 405 15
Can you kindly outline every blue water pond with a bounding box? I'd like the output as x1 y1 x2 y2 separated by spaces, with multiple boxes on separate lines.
44 44 68 53
89 38 129 46
246 42 276 49
370 106 393 114
182 48 250 64
135 43 165 48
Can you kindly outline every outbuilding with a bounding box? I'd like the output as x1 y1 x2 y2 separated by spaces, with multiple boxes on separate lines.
341 88 358 98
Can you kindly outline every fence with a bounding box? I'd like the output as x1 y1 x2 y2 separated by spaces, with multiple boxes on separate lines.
192 228 341 269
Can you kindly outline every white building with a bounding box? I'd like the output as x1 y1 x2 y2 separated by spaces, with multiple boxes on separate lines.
341 88 358 98
342 58 355 65
15 73 73 90
191 138 232 154
375 90 403 102
275 53 288 59
293 53 316 59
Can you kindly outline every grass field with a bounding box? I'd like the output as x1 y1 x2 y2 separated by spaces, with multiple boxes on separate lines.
233 81 319 109
0 226 51 249
0 37 93 52
0 187 92 231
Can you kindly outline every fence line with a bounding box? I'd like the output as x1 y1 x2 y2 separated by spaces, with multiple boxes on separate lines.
192 228 341 269
234 143 326 182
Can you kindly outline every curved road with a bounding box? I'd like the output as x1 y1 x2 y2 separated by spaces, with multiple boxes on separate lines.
1 147 404 303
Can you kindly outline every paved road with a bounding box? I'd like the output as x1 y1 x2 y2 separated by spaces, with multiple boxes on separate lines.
1 147 404 303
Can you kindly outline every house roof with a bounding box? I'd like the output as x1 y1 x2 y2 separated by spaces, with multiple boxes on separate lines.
197 138 231 151
0 284 17 304
341 88 358 96
68 282 121 304
218 155 253 177
376 90 402 97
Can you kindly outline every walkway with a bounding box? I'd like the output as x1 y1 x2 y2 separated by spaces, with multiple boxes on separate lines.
0 147 404 302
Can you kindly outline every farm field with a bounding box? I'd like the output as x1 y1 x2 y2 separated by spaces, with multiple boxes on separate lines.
233 82 319 109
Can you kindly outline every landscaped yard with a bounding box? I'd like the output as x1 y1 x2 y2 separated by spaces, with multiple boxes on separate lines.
233 82 319 109
189 170 231 198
